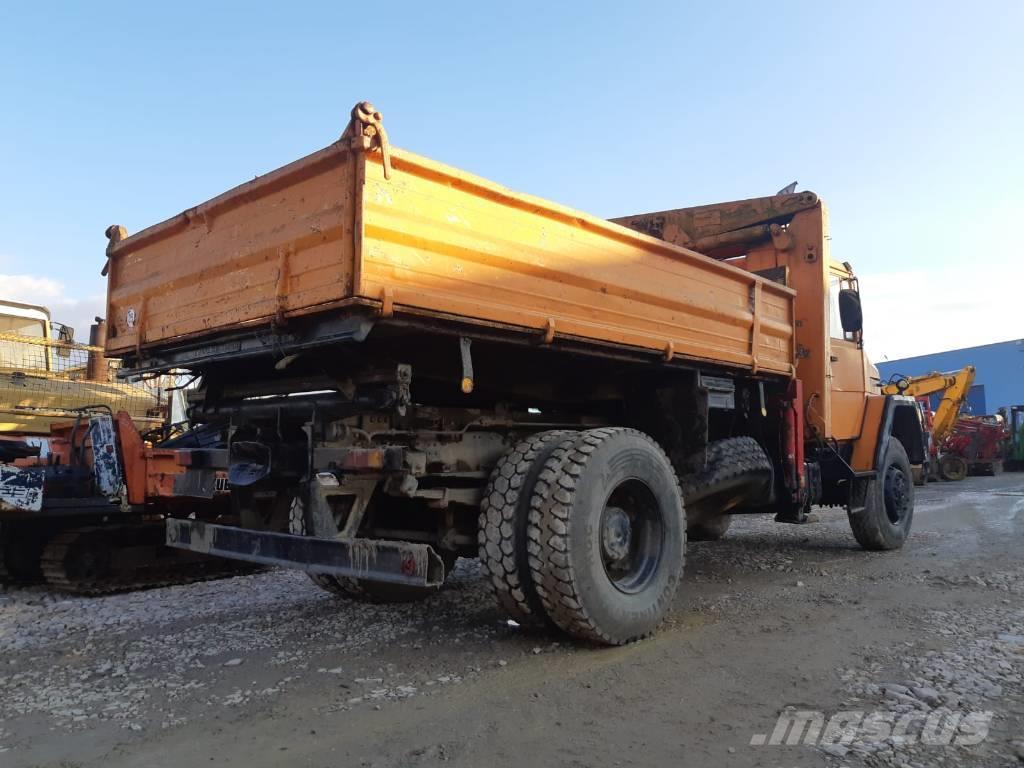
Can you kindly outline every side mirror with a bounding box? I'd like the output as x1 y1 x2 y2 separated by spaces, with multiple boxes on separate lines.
838 289 863 334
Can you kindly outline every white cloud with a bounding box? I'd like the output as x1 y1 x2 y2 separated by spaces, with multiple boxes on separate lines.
860 264 1023 362
1 273 105 343
851 197 1024 363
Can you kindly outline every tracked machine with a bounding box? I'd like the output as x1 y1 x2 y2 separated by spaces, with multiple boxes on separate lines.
94 102 923 643
0 301 245 592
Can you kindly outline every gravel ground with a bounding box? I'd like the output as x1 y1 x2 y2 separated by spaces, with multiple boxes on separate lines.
2 474 1023 767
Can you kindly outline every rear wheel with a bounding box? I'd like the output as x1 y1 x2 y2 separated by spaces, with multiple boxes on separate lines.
686 515 733 542
295 487 459 604
527 428 685 645
848 438 914 551
234 487 294 531
478 430 576 624
309 551 459 603
681 436 772 541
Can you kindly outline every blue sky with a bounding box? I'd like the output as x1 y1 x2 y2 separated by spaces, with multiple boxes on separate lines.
1 1 1021 359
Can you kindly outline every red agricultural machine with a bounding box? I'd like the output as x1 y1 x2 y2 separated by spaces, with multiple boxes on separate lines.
940 414 1009 479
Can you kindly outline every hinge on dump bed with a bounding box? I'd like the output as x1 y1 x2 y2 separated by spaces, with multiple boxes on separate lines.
342 101 392 180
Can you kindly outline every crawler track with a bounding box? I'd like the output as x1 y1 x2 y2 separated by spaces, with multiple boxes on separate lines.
39 522 258 595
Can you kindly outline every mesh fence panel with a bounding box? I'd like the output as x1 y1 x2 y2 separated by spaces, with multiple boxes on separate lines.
0 331 162 427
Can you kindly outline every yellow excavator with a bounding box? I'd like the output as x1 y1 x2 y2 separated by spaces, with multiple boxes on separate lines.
881 365 976 483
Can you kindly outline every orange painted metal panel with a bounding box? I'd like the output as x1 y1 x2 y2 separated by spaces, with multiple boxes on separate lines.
106 134 795 377
107 145 357 354
850 394 887 471
830 338 871 440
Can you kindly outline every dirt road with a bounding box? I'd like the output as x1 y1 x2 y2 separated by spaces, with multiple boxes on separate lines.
3 475 1023 767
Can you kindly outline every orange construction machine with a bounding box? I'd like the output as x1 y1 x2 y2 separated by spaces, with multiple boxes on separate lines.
0 301 242 591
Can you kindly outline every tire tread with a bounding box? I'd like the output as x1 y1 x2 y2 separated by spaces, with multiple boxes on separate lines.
477 430 575 623
527 427 685 645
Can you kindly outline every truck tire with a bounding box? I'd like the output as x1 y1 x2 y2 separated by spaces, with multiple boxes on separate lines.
681 437 772 541
912 461 929 486
309 573 425 603
687 515 733 542
527 428 685 645
309 551 459 604
478 430 576 625
234 488 293 532
848 438 914 551
939 454 968 482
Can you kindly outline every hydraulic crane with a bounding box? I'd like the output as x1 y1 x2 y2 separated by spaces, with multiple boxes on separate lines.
881 366 976 482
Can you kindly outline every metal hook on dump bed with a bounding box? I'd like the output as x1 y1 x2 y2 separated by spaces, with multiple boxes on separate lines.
102 224 128 277
342 101 392 180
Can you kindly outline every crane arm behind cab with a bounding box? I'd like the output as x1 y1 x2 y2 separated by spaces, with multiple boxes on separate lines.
881 366 976 443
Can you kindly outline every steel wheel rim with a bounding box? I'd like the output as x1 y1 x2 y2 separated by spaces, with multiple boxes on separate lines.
599 479 664 594
883 464 910 525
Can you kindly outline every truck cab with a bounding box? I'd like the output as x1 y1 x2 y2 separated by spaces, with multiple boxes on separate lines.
613 192 922 473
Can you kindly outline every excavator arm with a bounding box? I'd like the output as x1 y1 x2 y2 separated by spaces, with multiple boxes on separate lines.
881 366 976 443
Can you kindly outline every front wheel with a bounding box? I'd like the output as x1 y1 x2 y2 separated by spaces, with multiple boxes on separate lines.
848 438 914 551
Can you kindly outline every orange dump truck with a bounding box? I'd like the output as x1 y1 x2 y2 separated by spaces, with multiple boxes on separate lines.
102 102 922 644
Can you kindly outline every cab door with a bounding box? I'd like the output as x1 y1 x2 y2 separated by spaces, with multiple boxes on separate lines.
827 270 871 440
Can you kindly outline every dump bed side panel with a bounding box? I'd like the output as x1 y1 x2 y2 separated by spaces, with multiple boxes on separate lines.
107 140 795 377
358 150 794 374
106 145 357 356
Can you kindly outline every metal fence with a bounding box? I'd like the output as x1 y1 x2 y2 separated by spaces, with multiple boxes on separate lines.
0 330 118 380
0 331 163 432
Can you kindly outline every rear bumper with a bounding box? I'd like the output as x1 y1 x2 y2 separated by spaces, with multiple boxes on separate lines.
165 519 445 587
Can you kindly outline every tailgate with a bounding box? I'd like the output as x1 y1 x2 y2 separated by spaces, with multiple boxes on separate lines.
105 144 358 356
